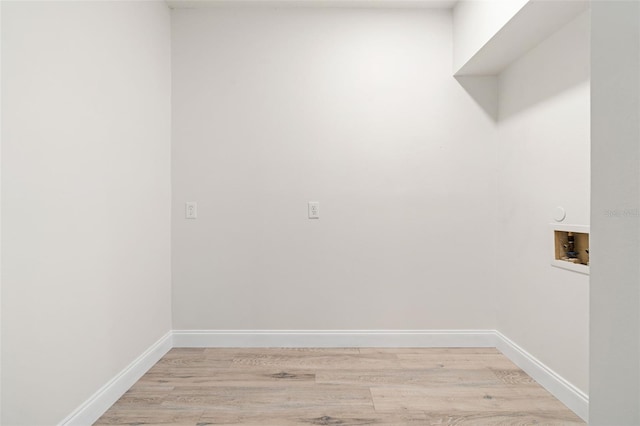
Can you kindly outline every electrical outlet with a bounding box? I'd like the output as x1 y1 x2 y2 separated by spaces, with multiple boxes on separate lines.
185 202 197 219
308 201 319 219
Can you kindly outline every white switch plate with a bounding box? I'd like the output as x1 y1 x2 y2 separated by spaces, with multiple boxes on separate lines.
185 202 197 219
308 201 319 219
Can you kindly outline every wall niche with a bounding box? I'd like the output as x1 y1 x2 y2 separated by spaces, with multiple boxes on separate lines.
551 224 589 275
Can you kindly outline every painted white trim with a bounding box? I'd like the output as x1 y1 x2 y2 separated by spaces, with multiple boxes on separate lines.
166 0 458 10
550 259 589 275
549 223 590 234
57 330 588 424
173 329 588 421
58 332 173 426
495 331 589 422
172 329 497 348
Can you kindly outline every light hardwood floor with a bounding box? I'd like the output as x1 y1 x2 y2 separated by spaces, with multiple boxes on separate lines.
95 348 585 425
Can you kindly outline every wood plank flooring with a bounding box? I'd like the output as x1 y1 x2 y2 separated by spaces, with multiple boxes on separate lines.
95 348 585 425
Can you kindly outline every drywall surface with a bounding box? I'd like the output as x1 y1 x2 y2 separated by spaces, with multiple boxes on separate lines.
1 1 172 424
0 2 3 421
452 0 528 72
172 8 498 331
590 1 640 424
496 11 590 395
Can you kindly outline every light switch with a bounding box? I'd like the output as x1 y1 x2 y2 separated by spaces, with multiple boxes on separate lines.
308 201 319 219
185 202 197 219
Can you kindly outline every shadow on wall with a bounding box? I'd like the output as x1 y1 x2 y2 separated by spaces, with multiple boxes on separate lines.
455 75 498 121
456 11 590 123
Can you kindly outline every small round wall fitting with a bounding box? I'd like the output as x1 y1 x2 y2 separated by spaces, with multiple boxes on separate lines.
553 206 566 222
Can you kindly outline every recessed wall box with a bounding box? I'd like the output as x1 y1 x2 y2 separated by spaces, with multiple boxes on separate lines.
550 224 589 275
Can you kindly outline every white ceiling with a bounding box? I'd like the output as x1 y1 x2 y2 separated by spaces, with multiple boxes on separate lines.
166 0 457 9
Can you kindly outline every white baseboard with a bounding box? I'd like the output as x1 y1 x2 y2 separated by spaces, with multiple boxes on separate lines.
58 329 588 425
495 331 589 422
172 329 497 348
174 329 588 422
58 332 173 426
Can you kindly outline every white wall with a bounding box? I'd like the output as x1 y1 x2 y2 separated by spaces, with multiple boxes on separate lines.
1 2 172 424
0 2 3 421
590 1 640 424
0 2 597 422
452 0 528 72
496 10 590 395
171 8 498 331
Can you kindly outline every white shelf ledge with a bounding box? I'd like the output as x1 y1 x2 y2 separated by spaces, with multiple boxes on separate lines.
454 0 589 76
